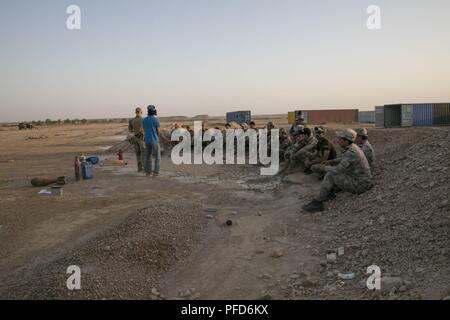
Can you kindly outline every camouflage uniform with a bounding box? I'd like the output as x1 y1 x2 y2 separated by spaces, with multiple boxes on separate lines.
359 140 375 173
292 135 317 166
315 143 373 201
128 116 145 171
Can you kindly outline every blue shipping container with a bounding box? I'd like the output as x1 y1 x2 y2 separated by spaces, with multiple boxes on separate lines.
412 104 433 126
358 111 375 123
226 111 251 125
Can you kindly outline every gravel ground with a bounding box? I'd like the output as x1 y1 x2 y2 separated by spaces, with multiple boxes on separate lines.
283 127 450 300
0 201 206 299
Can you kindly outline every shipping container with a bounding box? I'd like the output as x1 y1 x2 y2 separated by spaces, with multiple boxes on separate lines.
433 103 450 126
296 109 358 125
226 111 251 125
383 104 402 127
375 103 450 128
375 106 384 128
412 104 433 126
358 111 375 123
287 110 307 124
288 111 295 124
401 104 413 127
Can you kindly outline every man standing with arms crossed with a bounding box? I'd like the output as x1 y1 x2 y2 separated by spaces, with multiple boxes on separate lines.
143 105 161 176
128 107 145 172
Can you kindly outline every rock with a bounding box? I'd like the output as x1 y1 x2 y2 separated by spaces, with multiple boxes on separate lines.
205 215 213 219
323 284 337 292
205 208 218 213
178 289 192 298
337 247 345 256
438 200 449 209
151 287 160 296
338 272 355 280
105 245 112 251
398 285 407 292
326 253 337 263
303 277 318 287
381 277 403 293
415 267 425 273
271 249 284 258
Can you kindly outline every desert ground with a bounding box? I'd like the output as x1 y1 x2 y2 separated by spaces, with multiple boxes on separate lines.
0 118 449 300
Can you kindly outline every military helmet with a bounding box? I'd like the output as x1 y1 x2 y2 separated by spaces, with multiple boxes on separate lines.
336 128 357 142
355 128 368 137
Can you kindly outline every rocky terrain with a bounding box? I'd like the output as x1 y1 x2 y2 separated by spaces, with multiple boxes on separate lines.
282 127 450 300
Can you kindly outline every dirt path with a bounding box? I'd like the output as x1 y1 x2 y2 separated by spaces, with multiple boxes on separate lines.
161 172 325 300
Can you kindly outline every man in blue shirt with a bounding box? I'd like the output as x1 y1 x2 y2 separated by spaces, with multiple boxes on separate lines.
143 105 161 176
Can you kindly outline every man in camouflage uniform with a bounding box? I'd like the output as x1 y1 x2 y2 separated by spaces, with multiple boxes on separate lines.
302 128 373 212
355 128 375 174
279 128 291 162
291 127 317 169
279 127 305 174
305 126 337 175
279 127 317 174
128 107 145 172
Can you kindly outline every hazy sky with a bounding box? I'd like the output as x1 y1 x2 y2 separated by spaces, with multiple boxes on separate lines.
1 0 449 122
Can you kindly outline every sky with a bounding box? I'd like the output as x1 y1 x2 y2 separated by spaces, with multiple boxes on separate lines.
0 0 449 122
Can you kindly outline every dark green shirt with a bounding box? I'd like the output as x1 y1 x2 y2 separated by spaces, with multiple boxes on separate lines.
316 137 337 160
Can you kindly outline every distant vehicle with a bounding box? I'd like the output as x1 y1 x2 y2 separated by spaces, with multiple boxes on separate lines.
18 122 33 130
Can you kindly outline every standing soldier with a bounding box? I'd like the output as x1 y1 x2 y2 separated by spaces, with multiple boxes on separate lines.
355 128 375 174
302 129 373 213
128 107 145 172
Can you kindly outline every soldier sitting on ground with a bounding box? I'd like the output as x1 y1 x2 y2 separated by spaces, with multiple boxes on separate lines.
302 128 373 213
355 128 375 174
289 127 318 172
279 127 317 175
279 127 305 174
279 128 291 162
304 126 337 175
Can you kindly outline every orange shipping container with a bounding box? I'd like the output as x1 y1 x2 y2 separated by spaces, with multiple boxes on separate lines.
302 109 358 125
